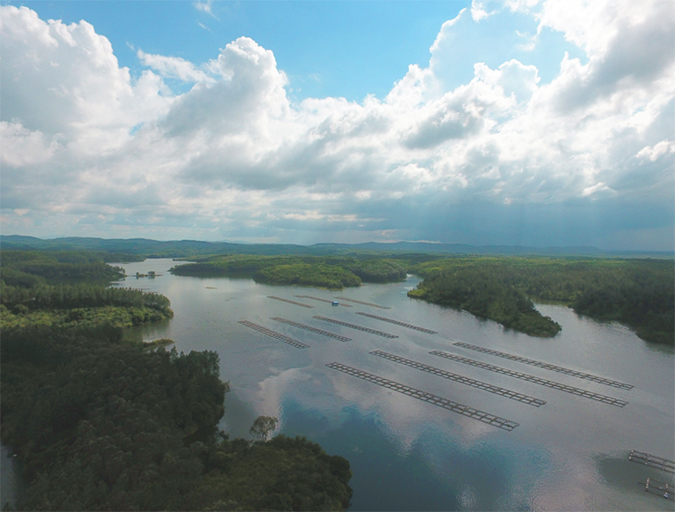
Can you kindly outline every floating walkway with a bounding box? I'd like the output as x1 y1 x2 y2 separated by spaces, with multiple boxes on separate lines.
629 450 675 474
271 317 351 342
325 362 519 431
314 316 398 338
267 296 313 308
429 350 628 407
453 342 633 390
295 295 352 307
335 297 390 309
370 350 546 407
356 312 437 334
238 321 309 349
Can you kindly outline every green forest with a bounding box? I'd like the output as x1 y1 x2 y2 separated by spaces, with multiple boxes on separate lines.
0 251 353 511
408 256 674 343
170 254 407 288
1 251 173 330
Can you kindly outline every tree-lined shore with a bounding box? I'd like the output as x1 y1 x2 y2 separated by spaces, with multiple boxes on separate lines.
0 251 353 511
407 256 674 343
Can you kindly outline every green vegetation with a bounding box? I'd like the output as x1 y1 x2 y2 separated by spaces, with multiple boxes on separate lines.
408 256 674 343
250 416 279 442
1 250 127 284
1 249 353 510
1 328 352 511
199 435 352 511
170 254 407 289
1 251 173 330
408 266 561 337
255 263 361 289
4 234 672 258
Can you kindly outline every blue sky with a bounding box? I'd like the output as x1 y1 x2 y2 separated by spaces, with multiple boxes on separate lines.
1 1 674 249
15 1 584 100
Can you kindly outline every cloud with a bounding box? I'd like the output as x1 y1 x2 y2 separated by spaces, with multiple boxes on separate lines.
194 0 215 17
470 0 496 21
1 2 673 250
636 140 675 162
137 50 213 83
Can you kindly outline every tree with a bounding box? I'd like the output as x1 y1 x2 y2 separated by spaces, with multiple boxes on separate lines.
249 416 278 442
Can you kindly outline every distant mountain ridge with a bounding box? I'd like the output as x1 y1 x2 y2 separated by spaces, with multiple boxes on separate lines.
1 235 671 258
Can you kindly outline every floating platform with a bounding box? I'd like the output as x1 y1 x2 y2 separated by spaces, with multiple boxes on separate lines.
356 312 437 334
325 362 519 431
271 317 351 341
430 350 628 407
453 342 633 390
639 478 675 500
629 450 675 474
370 350 546 407
335 297 390 309
267 296 313 308
238 320 309 349
295 295 352 307
314 316 398 338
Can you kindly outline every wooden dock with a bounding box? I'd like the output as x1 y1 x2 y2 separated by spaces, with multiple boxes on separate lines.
356 312 437 334
267 296 313 308
370 350 546 407
430 350 628 407
270 317 351 341
629 450 675 474
238 321 309 349
295 295 352 307
335 297 390 309
325 362 519 431
314 316 398 338
453 342 633 390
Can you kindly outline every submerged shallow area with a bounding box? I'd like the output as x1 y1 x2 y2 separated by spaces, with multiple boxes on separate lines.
119 258 674 511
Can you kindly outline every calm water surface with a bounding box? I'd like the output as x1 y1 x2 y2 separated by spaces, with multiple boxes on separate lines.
119 259 674 511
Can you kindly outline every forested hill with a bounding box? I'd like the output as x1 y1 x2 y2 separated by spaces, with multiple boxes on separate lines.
170 254 408 288
409 257 674 344
2 235 671 258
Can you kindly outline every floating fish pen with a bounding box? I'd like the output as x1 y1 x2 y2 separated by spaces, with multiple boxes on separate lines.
294 295 352 307
629 450 675 474
430 351 628 407
356 312 437 334
453 342 633 390
313 316 398 338
271 317 351 341
238 320 309 349
639 478 675 500
370 350 546 407
325 362 519 431
267 296 313 308
335 297 390 309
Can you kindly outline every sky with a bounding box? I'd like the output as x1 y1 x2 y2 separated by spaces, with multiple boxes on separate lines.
1 0 674 250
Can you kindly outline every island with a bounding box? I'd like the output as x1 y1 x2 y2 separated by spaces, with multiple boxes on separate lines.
169 254 408 289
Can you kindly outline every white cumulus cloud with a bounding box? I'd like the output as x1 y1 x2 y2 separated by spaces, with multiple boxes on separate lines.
1 1 673 249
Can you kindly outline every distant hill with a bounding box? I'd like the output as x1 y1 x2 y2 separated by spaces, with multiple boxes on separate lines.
314 241 612 255
1 235 672 258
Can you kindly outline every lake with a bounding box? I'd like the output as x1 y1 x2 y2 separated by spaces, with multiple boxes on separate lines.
118 258 673 511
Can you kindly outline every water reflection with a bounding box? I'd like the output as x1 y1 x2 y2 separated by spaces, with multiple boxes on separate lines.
117 259 674 511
